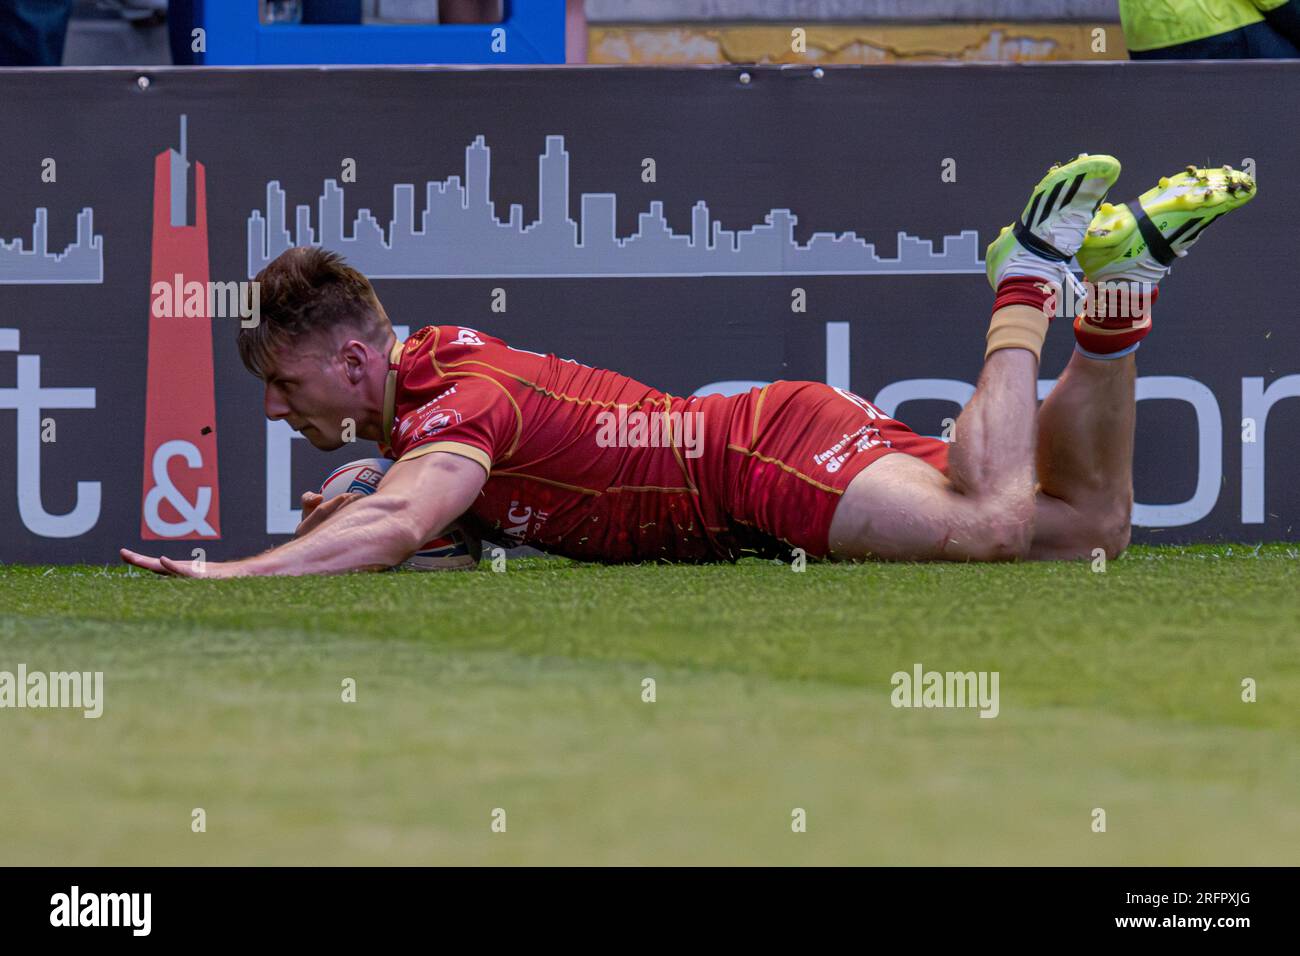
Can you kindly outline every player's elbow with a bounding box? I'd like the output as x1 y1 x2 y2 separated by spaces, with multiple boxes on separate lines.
366 495 432 566
387 522 430 567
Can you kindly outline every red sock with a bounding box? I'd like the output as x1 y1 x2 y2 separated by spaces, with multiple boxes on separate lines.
1073 283 1158 358
993 276 1058 320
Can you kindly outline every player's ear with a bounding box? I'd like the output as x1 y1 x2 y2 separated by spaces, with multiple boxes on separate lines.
340 339 369 384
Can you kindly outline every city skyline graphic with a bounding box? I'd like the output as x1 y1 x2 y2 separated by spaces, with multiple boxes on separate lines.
0 207 103 284
247 134 986 279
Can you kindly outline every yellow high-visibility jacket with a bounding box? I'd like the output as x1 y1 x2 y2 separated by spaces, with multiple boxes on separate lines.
1119 0 1290 51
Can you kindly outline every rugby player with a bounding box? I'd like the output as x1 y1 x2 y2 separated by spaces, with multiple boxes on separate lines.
120 155 1255 577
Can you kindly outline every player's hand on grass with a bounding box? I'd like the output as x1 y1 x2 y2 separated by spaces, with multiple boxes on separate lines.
295 490 362 537
116 488 365 576
118 549 242 578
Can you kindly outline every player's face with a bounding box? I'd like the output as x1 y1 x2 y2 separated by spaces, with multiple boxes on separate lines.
260 336 358 450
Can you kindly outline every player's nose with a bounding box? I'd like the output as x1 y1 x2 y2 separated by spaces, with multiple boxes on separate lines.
264 386 290 421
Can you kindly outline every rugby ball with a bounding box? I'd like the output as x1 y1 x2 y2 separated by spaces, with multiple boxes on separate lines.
319 457 481 571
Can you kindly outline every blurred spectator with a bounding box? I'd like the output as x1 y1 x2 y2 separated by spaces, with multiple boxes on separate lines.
103 0 165 22
1120 0 1300 58
439 0 500 22
0 0 75 64
566 0 584 62
2 0 172 65
1257 0 1300 46
168 0 196 65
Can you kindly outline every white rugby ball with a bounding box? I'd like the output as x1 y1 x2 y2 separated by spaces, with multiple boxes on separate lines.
319 457 481 571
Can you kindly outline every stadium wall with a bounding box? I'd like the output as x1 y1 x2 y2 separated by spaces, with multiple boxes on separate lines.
585 0 1127 64
0 63 1296 562
587 22 1126 65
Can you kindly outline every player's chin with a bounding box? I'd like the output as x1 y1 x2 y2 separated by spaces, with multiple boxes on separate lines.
301 427 344 451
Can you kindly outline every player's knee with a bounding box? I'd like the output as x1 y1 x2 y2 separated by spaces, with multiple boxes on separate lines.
974 500 1035 562
986 520 1034 562
1098 503 1132 560
1069 501 1131 561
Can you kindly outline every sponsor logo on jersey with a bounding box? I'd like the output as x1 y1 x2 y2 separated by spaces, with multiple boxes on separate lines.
813 425 888 472
453 328 485 346
418 385 458 412
503 500 549 543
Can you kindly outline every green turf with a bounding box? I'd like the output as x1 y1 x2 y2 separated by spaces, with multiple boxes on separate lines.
1 545 1297 865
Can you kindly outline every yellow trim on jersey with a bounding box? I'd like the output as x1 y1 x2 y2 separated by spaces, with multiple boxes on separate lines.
382 338 403 444
663 394 700 494
436 370 524 462
433 336 658 413
415 327 523 460
397 440 491 475
450 357 631 410
607 485 696 494
490 470 602 496
726 443 844 496
489 470 695 497
750 383 770 450
409 326 702 492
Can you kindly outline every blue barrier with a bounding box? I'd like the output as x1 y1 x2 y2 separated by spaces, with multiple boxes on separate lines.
199 0 565 64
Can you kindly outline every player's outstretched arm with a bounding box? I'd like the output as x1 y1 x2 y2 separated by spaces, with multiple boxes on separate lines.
120 452 487 578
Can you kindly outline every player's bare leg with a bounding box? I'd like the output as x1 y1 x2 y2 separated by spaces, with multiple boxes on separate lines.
1029 163 1257 559
830 154 1124 561
1030 350 1136 559
829 344 1039 561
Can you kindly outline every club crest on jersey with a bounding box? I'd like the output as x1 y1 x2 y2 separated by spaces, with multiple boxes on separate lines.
453 328 485 346
417 408 463 437
400 386 461 438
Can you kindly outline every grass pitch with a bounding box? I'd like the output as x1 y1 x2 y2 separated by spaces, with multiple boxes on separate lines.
1 545 1297 866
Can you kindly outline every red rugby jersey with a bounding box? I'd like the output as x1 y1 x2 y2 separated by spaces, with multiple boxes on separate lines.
379 325 765 562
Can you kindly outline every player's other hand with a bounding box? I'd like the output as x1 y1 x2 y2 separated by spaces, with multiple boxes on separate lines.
295 490 361 538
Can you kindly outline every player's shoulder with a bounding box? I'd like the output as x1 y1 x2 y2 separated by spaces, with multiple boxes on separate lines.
400 325 510 363
403 326 562 385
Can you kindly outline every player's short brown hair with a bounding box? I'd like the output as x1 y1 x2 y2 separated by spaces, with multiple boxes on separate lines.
238 247 392 378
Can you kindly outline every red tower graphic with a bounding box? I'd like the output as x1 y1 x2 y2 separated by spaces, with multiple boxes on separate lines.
140 115 221 540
